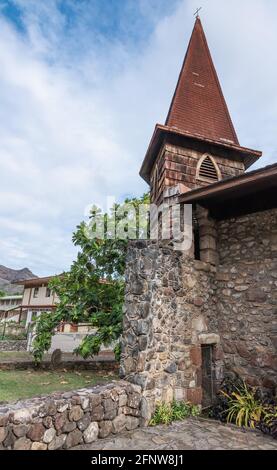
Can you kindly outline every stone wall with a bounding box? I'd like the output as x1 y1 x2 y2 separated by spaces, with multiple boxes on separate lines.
0 381 141 450
216 208 277 389
120 240 224 421
0 359 118 372
121 208 277 415
0 340 27 352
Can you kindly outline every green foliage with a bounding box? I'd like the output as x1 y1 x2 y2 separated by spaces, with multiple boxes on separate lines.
150 402 172 426
259 407 277 439
113 342 122 362
221 381 264 428
32 311 60 362
32 193 150 362
0 290 6 297
210 375 277 438
171 400 200 420
264 407 277 425
149 400 201 426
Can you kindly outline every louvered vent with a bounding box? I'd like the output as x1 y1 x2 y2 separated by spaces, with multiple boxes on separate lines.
199 156 219 181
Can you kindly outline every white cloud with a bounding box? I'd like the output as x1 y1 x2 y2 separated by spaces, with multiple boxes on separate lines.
0 0 276 275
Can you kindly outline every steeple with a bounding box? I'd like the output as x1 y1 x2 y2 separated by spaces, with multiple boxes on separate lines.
166 17 239 145
140 17 262 203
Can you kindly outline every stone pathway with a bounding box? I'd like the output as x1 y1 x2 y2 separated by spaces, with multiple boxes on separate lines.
74 417 277 450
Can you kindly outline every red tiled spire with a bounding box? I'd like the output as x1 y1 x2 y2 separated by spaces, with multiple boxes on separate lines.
166 17 239 145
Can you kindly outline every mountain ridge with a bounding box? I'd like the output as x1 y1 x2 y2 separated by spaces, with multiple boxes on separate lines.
0 265 37 295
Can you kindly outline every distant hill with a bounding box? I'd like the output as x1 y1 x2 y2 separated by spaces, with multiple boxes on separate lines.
0 265 37 295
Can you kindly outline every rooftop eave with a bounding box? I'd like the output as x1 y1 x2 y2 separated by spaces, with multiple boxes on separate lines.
13 275 62 287
140 124 262 184
178 163 277 205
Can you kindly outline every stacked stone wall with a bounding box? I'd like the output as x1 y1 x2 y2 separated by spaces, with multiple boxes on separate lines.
0 340 27 352
121 208 277 415
120 240 223 420
216 208 277 389
0 381 141 450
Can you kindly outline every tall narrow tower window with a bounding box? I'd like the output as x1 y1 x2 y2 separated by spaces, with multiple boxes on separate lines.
197 155 221 183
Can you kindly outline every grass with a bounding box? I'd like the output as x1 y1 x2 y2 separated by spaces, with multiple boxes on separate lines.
0 369 117 403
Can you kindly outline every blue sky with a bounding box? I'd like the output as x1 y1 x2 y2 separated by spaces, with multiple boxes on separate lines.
1 1 179 53
0 0 277 276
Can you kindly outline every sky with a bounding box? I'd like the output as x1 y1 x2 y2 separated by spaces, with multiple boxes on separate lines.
0 0 276 277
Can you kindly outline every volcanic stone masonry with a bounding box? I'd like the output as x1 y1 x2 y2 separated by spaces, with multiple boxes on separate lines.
216 208 277 389
120 207 277 421
0 340 27 352
0 381 141 450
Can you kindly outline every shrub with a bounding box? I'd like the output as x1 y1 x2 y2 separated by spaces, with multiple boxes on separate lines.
220 381 263 428
209 374 245 422
258 407 277 439
210 374 277 439
150 400 200 426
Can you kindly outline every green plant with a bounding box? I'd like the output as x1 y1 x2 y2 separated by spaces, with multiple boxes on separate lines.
209 374 244 422
220 381 264 428
172 400 200 420
210 374 277 439
32 194 150 362
113 342 122 362
149 400 201 426
150 402 173 426
258 407 277 439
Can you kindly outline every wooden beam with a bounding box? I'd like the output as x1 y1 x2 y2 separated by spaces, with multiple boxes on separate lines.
179 164 277 204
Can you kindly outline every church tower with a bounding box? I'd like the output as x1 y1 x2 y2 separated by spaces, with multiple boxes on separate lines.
140 17 262 204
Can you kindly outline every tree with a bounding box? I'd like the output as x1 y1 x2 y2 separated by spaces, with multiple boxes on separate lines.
32 193 150 362
0 290 6 297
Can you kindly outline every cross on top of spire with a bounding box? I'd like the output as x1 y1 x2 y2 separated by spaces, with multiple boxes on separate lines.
139 14 262 185
194 7 202 18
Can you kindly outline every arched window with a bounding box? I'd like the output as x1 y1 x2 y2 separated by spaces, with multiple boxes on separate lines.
196 155 221 183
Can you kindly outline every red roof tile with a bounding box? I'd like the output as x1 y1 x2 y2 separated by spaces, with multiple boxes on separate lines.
166 17 239 145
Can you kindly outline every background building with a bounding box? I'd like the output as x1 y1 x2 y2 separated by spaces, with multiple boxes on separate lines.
0 295 23 321
11 276 60 327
